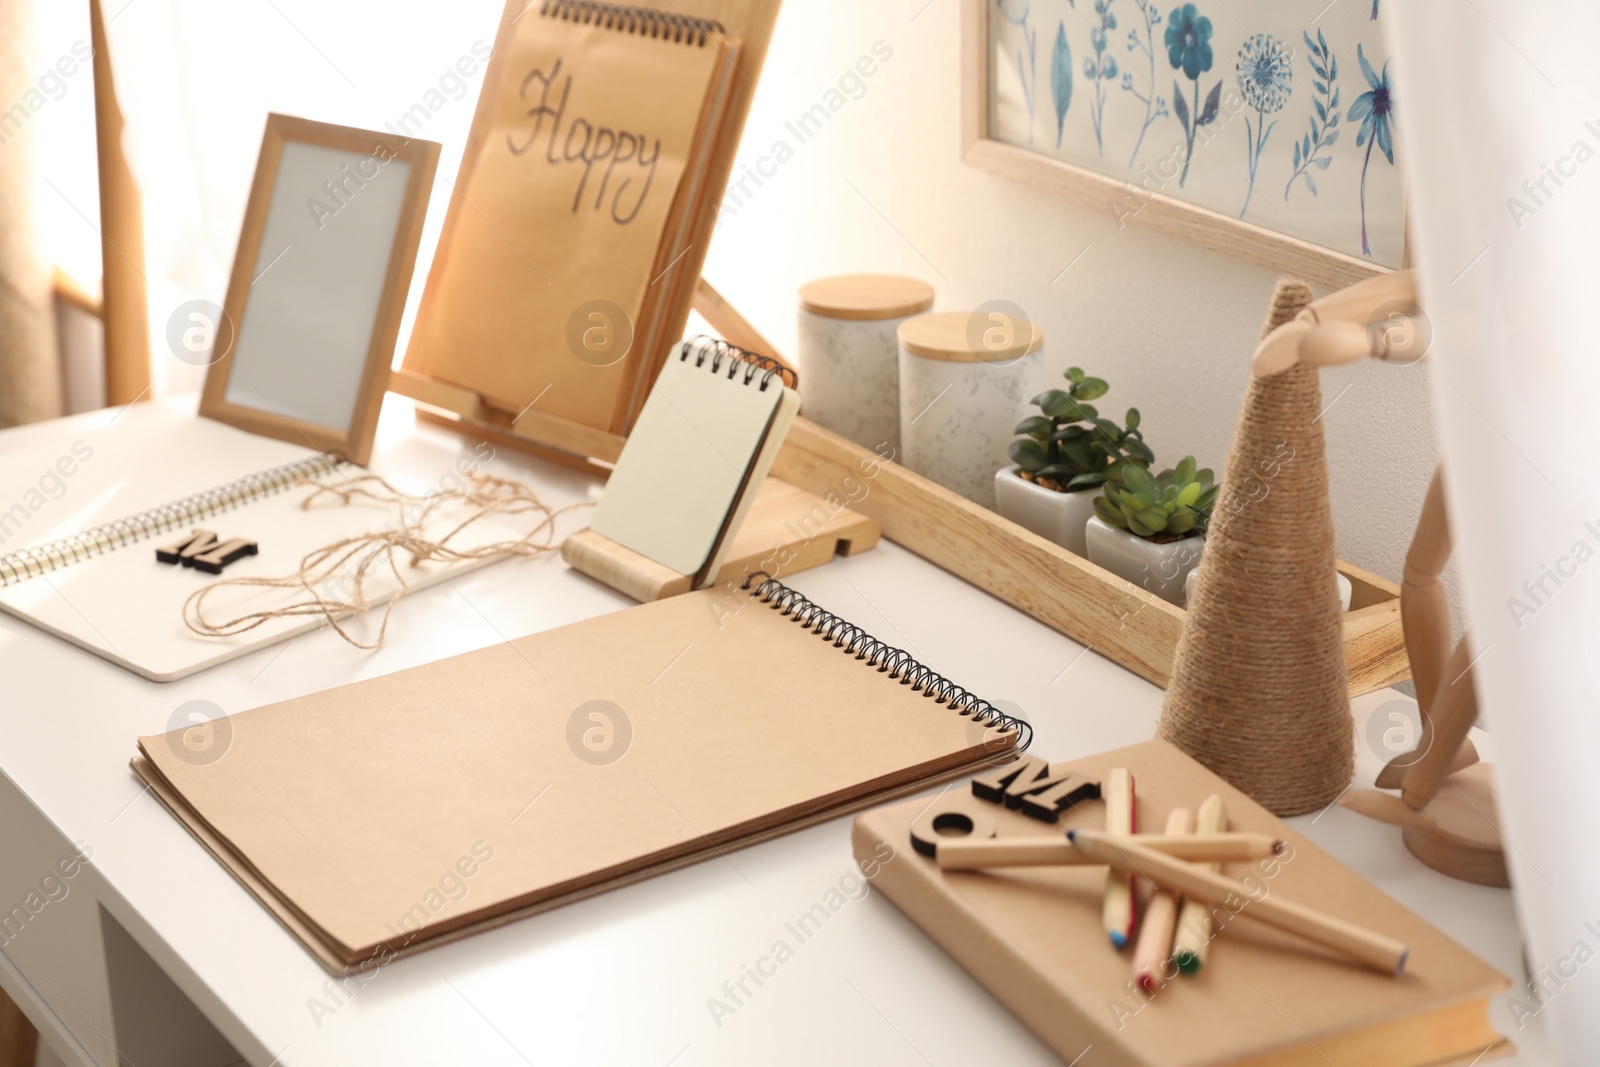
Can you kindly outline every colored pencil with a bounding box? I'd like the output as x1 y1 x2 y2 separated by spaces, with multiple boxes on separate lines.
1132 808 1193 991
1068 830 1409 975
1102 768 1135 948
1172 794 1227 974
934 831 1281 869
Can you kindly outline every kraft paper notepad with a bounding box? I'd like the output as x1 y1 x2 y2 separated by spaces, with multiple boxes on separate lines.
404 1 743 434
853 739 1510 1067
588 338 800 585
133 579 1026 973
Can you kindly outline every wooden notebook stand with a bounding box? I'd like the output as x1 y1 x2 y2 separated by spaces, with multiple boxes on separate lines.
561 478 878 601
393 275 882 602
389 278 781 475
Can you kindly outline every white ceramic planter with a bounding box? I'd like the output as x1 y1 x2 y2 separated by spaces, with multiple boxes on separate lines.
897 311 1043 508
1184 563 1353 612
796 274 934 458
1085 516 1205 606
993 466 1099 556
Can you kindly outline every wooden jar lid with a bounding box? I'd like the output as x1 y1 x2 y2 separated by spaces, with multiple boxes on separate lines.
897 311 1044 363
798 274 935 321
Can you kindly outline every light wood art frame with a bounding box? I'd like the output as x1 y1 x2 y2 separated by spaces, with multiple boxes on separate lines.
960 0 1401 292
771 417 1410 696
200 114 439 466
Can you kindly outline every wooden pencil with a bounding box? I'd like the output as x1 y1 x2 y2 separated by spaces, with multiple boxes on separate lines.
1102 768 1135 948
1068 830 1409 975
1172 794 1227 974
1133 809 1193 991
934 831 1282 869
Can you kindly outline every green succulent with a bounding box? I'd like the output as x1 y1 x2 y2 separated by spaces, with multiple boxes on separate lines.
1007 367 1153 492
1093 456 1218 540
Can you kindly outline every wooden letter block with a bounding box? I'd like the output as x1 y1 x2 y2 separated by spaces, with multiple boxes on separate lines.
971 755 1048 804
909 804 999 859
972 756 1102 821
155 529 258 573
156 529 218 565
1019 773 1102 823
189 537 258 574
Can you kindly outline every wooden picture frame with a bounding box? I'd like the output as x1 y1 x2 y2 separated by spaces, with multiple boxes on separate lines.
200 114 440 466
961 0 1404 291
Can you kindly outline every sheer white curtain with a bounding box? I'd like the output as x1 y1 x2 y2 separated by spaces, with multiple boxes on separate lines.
103 0 501 397
1390 3 1600 1060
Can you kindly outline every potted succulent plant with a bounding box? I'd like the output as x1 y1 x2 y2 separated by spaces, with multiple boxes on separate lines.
994 367 1154 556
1086 456 1217 605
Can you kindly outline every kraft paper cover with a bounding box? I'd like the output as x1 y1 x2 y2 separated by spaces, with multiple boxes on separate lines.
137 588 1010 966
853 740 1510 1067
404 7 736 425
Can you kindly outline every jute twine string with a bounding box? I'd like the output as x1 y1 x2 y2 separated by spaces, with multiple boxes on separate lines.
1157 280 1354 816
183 472 591 650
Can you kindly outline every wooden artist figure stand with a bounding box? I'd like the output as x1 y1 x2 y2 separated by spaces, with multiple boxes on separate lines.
1254 270 1507 887
1345 461 1506 886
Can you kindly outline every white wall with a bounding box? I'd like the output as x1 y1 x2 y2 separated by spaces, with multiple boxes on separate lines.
703 0 1448 606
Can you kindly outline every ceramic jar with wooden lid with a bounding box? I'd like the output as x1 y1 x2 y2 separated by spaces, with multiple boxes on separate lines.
797 274 935 458
897 310 1043 508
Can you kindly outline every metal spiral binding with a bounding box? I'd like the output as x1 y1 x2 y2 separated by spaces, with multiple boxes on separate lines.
679 336 798 392
538 0 725 44
0 452 343 588
739 573 1034 751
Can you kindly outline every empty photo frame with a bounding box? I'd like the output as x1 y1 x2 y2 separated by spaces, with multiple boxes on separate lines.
200 114 440 465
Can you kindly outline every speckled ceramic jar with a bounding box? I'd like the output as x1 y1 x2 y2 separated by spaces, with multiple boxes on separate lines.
796 274 934 459
897 311 1043 508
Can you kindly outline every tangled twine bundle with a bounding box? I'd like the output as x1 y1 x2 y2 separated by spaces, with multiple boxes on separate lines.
183 472 590 650
1156 280 1354 815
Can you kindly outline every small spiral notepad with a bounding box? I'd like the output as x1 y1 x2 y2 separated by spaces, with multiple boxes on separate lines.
589 337 800 586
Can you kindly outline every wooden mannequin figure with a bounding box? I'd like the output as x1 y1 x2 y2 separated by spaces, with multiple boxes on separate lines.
1341 461 1508 887
1252 269 1508 887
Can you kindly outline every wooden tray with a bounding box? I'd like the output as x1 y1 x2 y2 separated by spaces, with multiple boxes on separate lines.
771 417 1410 696
391 378 1408 694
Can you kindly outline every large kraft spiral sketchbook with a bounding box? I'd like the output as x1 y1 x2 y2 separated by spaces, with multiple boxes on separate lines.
133 580 1024 973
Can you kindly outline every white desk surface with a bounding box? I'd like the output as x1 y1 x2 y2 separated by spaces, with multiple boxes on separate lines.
0 399 1548 1065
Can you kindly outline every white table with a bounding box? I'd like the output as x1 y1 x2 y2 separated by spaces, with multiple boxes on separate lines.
0 401 1548 1066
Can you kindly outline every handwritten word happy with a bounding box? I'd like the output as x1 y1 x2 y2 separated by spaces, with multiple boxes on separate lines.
507 59 660 224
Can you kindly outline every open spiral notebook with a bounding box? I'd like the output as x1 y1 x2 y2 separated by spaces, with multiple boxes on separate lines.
0 404 520 681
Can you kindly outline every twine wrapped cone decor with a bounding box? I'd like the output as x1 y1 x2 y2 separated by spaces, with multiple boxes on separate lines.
1157 279 1354 816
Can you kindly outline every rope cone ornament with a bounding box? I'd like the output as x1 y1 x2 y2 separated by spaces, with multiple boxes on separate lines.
1157 280 1354 815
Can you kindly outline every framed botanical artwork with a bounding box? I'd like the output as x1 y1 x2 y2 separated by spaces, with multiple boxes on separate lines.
961 0 1404 289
